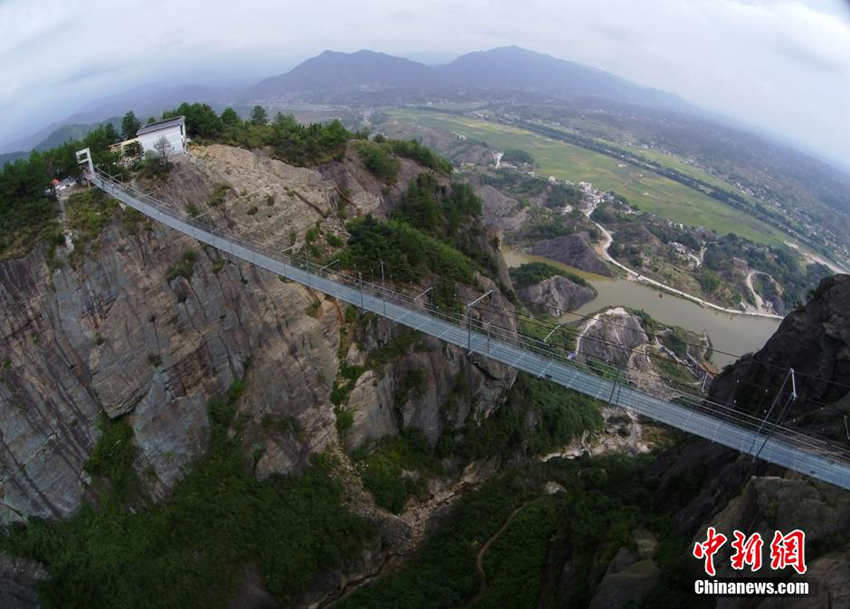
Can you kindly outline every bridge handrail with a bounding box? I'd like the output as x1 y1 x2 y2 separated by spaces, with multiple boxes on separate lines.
89 170 850 476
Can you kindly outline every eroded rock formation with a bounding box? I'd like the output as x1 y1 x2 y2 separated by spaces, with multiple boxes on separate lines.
0 143 516 525
528 232 612 276
519 275 596 316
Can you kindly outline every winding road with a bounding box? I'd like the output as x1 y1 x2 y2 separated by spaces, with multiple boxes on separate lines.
587 210 782 320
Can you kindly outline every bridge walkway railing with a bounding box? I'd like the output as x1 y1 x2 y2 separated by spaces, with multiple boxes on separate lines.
89 169 850 491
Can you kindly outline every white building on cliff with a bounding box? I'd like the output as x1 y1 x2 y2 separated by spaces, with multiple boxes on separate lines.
136 116 187 157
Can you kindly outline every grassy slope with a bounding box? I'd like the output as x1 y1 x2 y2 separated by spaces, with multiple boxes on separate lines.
388 110 789 245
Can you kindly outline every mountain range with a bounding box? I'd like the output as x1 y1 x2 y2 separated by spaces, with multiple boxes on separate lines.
1 46 693 158
253 50 434 96
251 46 691 112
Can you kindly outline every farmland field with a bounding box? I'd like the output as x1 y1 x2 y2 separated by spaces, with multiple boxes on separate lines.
386 109 790 245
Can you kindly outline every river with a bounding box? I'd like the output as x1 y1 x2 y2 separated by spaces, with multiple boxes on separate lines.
502 248 781 368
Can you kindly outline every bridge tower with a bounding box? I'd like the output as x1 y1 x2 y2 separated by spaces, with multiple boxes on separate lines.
75 148 94 178
752 368 798 460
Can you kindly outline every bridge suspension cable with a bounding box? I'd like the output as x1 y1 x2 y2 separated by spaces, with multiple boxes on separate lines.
82 165 850 491
461 282 850 396
90 169 840 418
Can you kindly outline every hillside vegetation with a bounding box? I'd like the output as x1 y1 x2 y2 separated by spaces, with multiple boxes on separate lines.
336 455 706 609
0 125 125 258
0 381 373 609
0 101 457 265
383 109 788 246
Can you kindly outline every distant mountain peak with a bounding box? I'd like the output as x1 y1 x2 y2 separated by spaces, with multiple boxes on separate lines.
450 45 559 61
477 45 540 54
254 48 432 95
251 46 690 113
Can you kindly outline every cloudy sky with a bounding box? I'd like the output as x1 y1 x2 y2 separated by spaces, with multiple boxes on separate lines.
2 0 849 166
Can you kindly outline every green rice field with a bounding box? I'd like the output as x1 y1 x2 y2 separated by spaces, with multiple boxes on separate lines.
388 109 790 245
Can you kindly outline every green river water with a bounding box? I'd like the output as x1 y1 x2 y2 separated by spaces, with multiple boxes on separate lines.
502 248 781 368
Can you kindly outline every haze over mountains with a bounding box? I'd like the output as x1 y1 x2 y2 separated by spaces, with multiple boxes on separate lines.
1 46 694 157
253 50 435 96
252 46 691 113
3 43 849 196
0 84 237 156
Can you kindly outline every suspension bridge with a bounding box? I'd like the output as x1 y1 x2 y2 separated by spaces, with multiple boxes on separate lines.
76 148 850 491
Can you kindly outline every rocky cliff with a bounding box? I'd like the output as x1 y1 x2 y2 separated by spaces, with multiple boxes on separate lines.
7 134 846 608
474 184 528 233
527 232 613 276
709 274 850 438
0 142 516 532
519 275 596 317
576 307 649 370
643 274 850 607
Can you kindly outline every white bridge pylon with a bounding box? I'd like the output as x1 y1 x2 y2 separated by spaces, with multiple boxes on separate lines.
75 148 94 175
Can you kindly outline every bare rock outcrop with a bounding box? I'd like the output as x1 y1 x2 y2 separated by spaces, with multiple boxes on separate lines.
519 275 596 316
318 147 424 219
527 232 612 277
0 214 337 520
0 143 517 526
475 184 528 233
342 281 517 451
576 308 648 369
146 144 335 246
709 274 850 435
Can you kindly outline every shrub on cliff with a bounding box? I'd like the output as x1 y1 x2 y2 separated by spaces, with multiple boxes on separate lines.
357 141 400 182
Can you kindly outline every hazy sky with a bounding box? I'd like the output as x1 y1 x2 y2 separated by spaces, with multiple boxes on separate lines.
2 0 849 166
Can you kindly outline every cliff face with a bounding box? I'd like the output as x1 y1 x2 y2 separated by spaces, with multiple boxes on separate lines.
519 275 596 317
0 202 334 522
648 275 850 607
0 143 516 526
709 274 850 438
527 232 612 276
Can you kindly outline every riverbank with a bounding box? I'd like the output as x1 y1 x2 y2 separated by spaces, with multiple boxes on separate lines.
502 247 781 367
590 219 783 320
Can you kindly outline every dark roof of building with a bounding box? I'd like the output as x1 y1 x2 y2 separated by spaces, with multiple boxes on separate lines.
136 115 185 136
